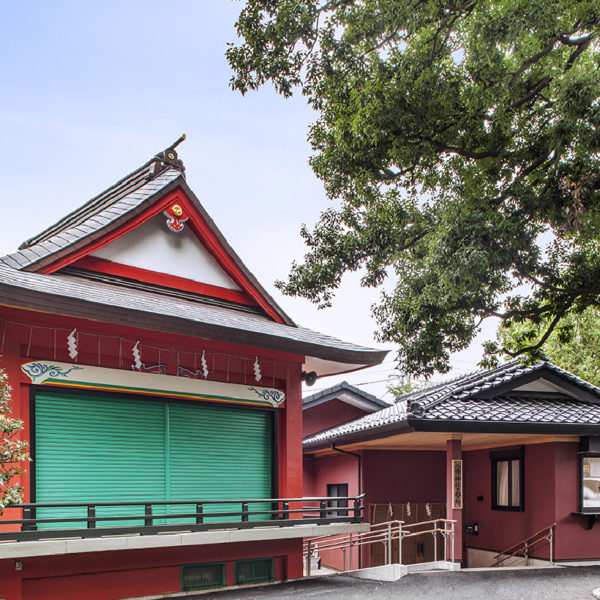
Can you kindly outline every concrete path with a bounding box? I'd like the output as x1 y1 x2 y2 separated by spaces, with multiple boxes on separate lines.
184 566 600 600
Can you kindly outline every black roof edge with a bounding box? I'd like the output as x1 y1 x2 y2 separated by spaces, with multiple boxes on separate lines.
408 418 600 436
303 418 600 452
303 380 389 409
19 158 155 250
303 420 414 450
0 283 387 367
477 365 600 404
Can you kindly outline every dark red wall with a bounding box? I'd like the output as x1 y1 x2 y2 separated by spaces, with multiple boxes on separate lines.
303 449 446 570
463 442 600 560
304 453 360 499
363 450 446 504
0 539 302 600
463 444 554 558
303 453 361 571
303 399 369 437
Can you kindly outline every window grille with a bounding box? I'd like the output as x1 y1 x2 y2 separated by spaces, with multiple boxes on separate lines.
182 563 225 590
235 558 274 584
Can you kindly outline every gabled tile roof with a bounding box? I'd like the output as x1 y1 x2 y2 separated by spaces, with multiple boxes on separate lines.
0 143 388 373
303 398 408 447
0 143 296 326
423 393 600 424
0 263 387 368
2 163 183 272
303 360 600 448
303 381 390 410
400 360 600 417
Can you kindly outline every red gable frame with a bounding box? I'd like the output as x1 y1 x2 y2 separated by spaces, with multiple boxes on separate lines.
37 188 287 324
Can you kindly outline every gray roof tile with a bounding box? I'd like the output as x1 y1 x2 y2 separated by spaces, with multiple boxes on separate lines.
0 264 385 368
303 361 600 447
303 381 390 409
0 255 21 269
424 394 600 424
4 162 182 271
1 145 301 328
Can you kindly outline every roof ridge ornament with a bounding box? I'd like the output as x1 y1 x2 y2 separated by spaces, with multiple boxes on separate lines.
149 134 187 179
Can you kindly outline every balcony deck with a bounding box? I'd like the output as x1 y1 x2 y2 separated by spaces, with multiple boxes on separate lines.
0 495 369 559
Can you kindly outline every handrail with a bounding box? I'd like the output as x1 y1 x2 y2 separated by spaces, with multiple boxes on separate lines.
304 517 457 574
5 493 366 509
0 495 365 542
303 518 456 551
491 523 556 567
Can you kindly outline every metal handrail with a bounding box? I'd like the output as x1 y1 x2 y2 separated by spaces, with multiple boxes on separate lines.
0 494 365 542
304 517 457 574
491 523 556 567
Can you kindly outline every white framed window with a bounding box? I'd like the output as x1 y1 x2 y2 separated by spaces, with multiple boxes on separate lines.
581 455 600 512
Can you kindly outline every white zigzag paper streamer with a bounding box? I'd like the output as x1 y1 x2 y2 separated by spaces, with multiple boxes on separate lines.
67 329 78 360
406 502 411 517
425 502 431 518
253 357 262 382
132 341 142 371
200 351 209 379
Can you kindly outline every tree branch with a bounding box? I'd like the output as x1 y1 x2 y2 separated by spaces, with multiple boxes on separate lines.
564 35 593 71
509 38 559 88
418 136 499 159
511 76 551 109
502 308 569 357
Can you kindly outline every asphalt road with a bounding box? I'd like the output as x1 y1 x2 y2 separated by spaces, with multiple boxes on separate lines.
185 566 600 600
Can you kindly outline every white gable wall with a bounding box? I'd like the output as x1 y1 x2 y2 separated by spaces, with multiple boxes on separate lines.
92 215 241 290
513 377 580 399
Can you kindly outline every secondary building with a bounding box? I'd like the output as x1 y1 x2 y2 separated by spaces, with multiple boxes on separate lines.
303 361 600 569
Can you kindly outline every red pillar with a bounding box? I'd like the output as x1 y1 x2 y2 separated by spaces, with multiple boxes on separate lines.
445 438 463 562
278 364 303 500
278 365 303 579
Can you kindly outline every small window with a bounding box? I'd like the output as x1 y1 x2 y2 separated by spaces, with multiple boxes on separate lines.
491 447 524 511
327 483 349 517
581 454 600 512
182 562 225 590
235 558 274 584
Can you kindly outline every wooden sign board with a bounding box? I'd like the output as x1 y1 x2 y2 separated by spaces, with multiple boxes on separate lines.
452 459 463 510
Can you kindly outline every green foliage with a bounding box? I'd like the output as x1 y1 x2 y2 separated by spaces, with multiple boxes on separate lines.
498 307 600 385
228 0 600 375
0 369 29 513
388 375 429 399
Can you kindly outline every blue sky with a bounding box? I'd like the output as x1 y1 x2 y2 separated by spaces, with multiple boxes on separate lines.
0 1 489 399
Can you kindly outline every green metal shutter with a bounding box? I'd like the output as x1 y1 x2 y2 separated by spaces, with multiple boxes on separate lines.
35 391 167 527
34 391 273 528
168 402 273 521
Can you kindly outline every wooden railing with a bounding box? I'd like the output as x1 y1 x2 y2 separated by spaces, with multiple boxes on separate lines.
0 494 365 542
491 523 556 567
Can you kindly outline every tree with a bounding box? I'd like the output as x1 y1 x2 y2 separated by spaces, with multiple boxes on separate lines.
0 369 29 513
499 306 600 385
227 0 600 376
388 375 430 399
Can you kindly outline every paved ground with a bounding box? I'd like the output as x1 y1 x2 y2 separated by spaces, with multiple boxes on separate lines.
183 566 600 600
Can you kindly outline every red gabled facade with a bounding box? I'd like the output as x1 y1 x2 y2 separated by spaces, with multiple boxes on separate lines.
0 144 385 600
35 187 288 323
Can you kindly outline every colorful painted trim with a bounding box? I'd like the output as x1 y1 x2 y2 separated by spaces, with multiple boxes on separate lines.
21 361 285 408
22 362 83 382
248 387 285 406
